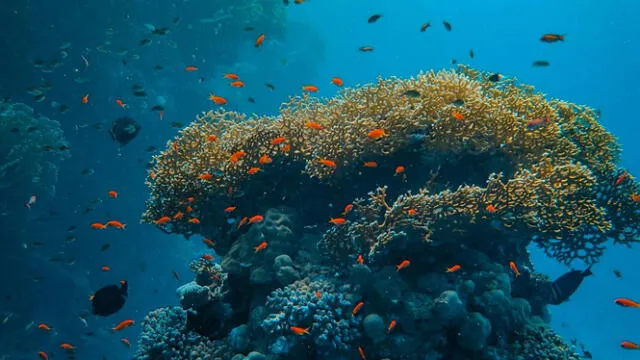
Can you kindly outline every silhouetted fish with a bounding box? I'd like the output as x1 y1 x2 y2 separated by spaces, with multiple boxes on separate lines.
548 265 592 305
91 280 128 316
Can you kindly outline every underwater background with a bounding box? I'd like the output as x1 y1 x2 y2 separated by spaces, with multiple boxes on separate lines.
0 0 639 359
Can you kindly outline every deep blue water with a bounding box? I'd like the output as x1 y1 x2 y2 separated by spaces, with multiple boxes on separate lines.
1 0 639 359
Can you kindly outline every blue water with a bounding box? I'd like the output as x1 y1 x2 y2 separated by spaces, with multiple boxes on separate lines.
1 0 638 358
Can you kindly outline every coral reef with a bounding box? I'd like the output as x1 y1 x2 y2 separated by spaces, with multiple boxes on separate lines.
136 67 639 359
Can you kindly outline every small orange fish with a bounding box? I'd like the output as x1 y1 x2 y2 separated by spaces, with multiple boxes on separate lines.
247 167 261 175
290 326 310 335
81 94 89 104
38 323 52 331
358 345 367 360
249 215 264 224
342 204 353 215
394 165 405 175
230 151 247 163
155 216 171 225
173 211 184 220
367 129 388 139
188 218 201 224
615 298 640 308
621 341 640 350
446 264 461 273
224 73 239 80
107 190 118 198
352 301 364 315
396 259 411 271
38 351 48 360
319 159 337 168
486 204 497 213
305 121 324 130
186 196 195 202
509 261 520 277
237 216 249 229
363 161 378 168
255 33 265 47
206 135 218 142
254 241 268 252
106 220 126 229
101 265 111 272
121 338 131 347
112 319 135 331
631 194 640 203
302 85 319 92
202 254 214 261
224 206 237 213
115 99 126 108
329 217 347 225
331 77 344 86
452 111 464 120
259 154 273 164
203 238 216 248
540 34 564 43
315 291 322 298
185 65 199 72
387 319 397 333
209 94 227 105
281 144 291 152
91 222 107 229
271 136 286 145
407 208 417 216
356 254 364 265
199 173 213 180
185 206 193 213
229 81 245 88
60 343 75 350
615 171 628 186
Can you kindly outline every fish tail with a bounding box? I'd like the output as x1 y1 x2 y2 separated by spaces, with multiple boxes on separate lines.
582 264 593 277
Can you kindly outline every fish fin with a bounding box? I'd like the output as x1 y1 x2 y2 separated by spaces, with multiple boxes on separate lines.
582 264 593 277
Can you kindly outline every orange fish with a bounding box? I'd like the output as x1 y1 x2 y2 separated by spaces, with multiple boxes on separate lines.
186 196 195 202
91 222 107 229
509 261 520 277
38 351 48 360
206 135 218 142
255 33 265 48
202 254 214 261
394 165 405 175
230 151 247 163
224 73 239 80
352 301 364 315
254 241 268 252
112 319 134 331
115 99 126 108
446 264 461 273
540 34 564 43
331 77 344 87
281 144 291 152
121 338 131 347
631 194 640 202
486 204 497 213
81 94 89 104
60 343 75 350
363 161 378 168
452 111 464 120
621 341 640 350
319 159 337 168
342 204 353 215
526 116 550 130
108 190 118 198
186 205 193 213
237 216 249 229
203 238 216 248
271 136 286 145
615 171 628 186
396 259 411 271
367 129 388 139
199 173 213 180
247 167 261 175
305 121 324 130
329 217 347 225
209 94 227 105
230 80 245 87
315 291 322 298
155 216 171 225
407 208 417 216
259 154 273 164
358 346 367 360
173 211 184 220
101 265 111 272
224 206 237 213
302 85 318 92
290 326 310 335
615 298 640 308
185 65 199 72
38 323 52 331
356 254 364 265
106 220 126 229
159 111 164 121
249 215 264 224
188 218 201 224
387 319 397 333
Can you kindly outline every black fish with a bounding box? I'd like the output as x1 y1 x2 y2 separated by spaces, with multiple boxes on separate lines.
248 97 256 103
469 49 474 58
110 116 141 146
265 83 275 90
359 46 374 52
443 21 452 31
402 90 420 98
368 14 382 23
100 243 111 252
548 265 592 305
139 39 151 47
532 60 550 67
91 280 128 316
613 269 623 279
420 23 430 32
488 73 503 82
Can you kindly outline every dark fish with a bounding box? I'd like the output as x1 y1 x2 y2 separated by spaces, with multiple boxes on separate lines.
43 145 55 151
548 265 592 305
151 105 165 112
154 65 164 71
532 60 550 67
402 90 420 98
27 126 38 133
132 83 144 91
282 0 289 5
81 168 95 176
151 27 170 35
170 122 184 128
145 145 158 152
132 91 147 97
613 269 623 279
91 281 128 316
100 243 111 252
443 21 452 31
420 23 431 32
452 99 465 106
368 14 382 23
67 225 77 232
65 235 76 243
110 116 141 146
33 94 46 102
172 270 181 281
139 39 151 47
540 34 564 43
58 144 70 151
248 97 256 103
10 127 19 133
265 83 275 90
199 77 205 83
359 46 374 52
487 73 502 82
451 59 457 64
244 26 255 31
469 49 474 58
